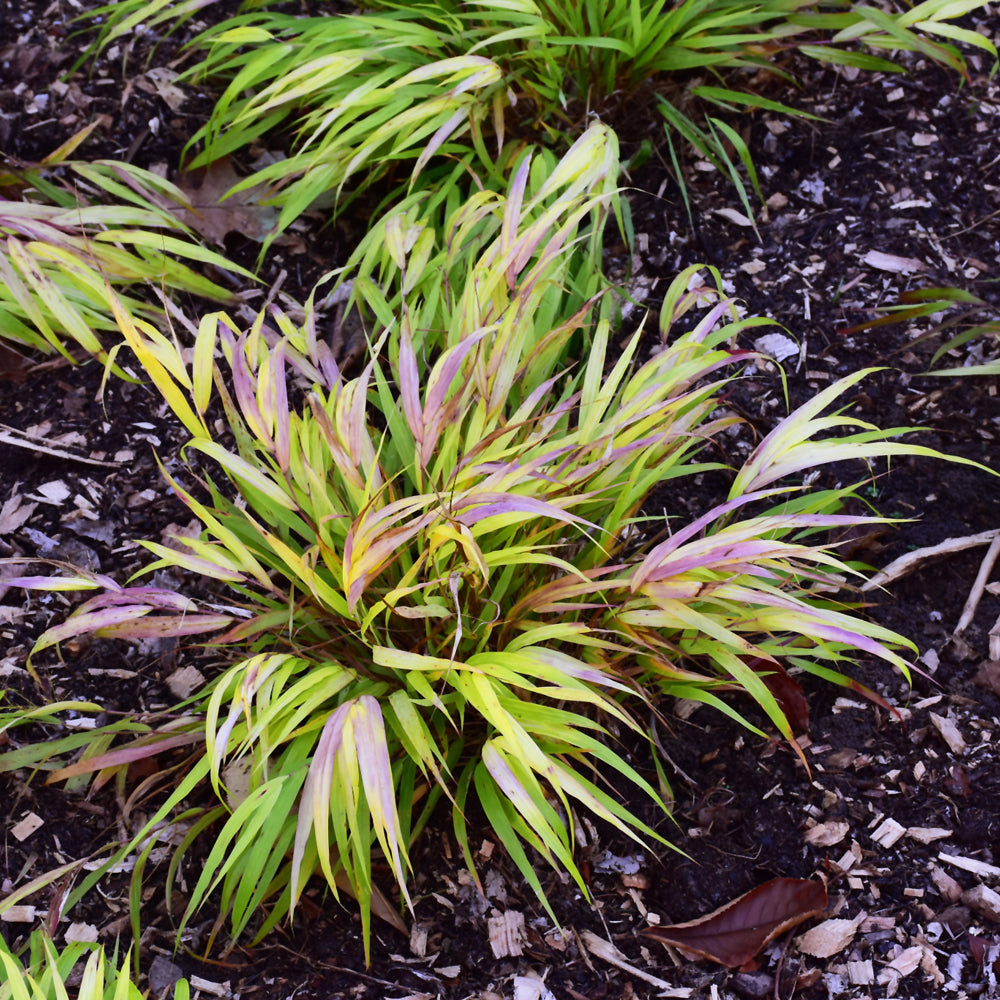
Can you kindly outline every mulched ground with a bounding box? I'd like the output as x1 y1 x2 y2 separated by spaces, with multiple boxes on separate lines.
1 3 999 999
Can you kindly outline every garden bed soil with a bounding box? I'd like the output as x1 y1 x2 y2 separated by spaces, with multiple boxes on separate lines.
1 3 999 998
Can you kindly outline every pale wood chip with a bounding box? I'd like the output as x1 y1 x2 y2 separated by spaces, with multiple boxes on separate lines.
165 665 206 700
939 852 1000 879
714 207 754 227
962 884 1000 922
861 250 927 274
0 495 38 534
871 817 906 848
907 827 952 844
188 975 232 997
887 945 925 976
487 910 525 958
931 865 963 902
513 976 552 1000
796 916 862 958
805 820 850 847
929 712 967 755
920 942 946 987
64 922 99 943
847 959 874 985
834 840 863 873
409 922 430 958
11 812 43 841
0 905 36 923
33 479 71 503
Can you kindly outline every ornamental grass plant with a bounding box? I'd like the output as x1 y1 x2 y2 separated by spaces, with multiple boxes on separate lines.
0 931 162 1000
2 126 974 958
168 0 994 235
0 132 250 362
1 0 995 981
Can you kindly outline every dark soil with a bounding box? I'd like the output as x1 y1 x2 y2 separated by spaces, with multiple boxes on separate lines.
2 3 999 999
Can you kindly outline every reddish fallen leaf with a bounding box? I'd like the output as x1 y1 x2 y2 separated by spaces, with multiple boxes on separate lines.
944 765 972 798
970 933 1000 977
743 656 809 734
0 341 32 383
643 877 827 967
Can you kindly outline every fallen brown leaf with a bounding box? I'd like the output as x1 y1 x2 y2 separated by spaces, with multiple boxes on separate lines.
643 877 827 967
174 157 278 246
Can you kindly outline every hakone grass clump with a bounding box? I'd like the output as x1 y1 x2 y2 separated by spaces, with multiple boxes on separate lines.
0 129 251 364
0 930 170 1000
167 0 994 236
0 0 994 979
1 126 977 958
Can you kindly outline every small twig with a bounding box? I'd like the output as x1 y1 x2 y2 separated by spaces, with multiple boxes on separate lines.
0 423 119 467
954 534 1000 636
860 529 1000 592
579 930 687 994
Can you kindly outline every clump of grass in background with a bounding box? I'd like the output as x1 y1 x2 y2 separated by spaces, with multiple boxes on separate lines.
0 127 250 363
169 0 994 235
842 285 1000 377
0 930 171 1000
3 126 972 957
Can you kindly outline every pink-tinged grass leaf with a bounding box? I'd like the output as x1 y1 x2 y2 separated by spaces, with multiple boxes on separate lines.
420 328 492 467
501 154 532 288
150 459 276 589
96 614 235 641
48 732 205 781
29 606 158 656
3 572 118 593
729 368 991 496
471 755 558 919
480 741 572 874
396 315 425 445
643 877 828 967
139 539 248 584
350 696 410 905
231 335 273 449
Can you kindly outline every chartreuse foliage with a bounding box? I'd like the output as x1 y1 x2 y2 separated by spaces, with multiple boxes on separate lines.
0 930 172 1000
3 125 967 956
171 0 995 234
0 128 250 363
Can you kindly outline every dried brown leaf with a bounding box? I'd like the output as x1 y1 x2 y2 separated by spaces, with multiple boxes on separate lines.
175 158 277 246
0 495 38 535
643 877 827 967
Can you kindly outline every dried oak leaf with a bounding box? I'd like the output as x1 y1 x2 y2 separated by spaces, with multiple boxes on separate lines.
174 157 278 246
643 877 827 967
